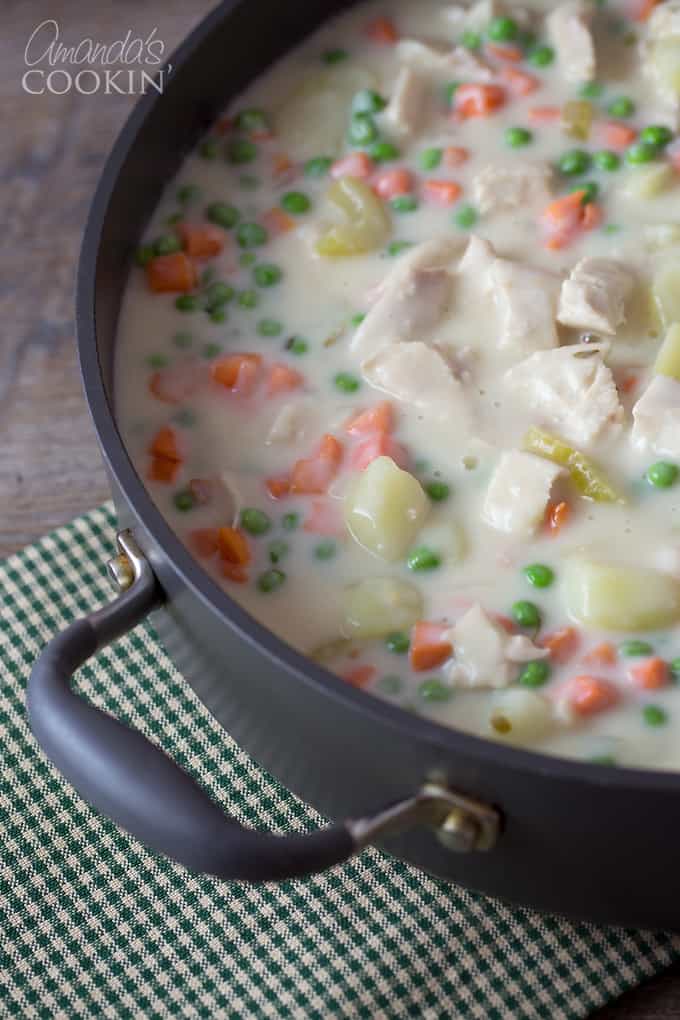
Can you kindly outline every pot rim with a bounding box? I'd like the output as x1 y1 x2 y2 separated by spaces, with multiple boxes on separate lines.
76 0 680 795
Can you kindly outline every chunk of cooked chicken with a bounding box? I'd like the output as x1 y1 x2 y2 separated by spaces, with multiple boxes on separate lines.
473 162 553 215
396 38 494 80
632 374 680 459
483 450 564 536
557 257 635 335
505 343 623 447
490 258 562 352
266 399 322 444
445 604 546 690
378 66 428 140
457 234 497 283
362 341 470 425
546 2 596 83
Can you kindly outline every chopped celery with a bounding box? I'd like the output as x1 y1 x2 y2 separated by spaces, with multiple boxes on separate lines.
523 427 623 503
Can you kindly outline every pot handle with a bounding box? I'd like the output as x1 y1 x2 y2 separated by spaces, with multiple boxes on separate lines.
27 530 499 881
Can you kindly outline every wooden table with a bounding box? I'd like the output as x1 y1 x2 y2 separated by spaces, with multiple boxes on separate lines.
2 2 678 1015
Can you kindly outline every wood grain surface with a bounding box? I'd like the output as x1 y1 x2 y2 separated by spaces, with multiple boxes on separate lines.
1 2 678 1016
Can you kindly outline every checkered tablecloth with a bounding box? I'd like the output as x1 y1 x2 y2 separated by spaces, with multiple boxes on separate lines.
2 503 679 1019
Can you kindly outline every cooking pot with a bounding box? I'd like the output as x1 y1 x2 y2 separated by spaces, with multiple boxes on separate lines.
26 0 680 930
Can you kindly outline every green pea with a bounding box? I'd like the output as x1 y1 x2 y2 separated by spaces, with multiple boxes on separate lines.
236 222 268 248
268 539 289 565
579 81 603 98
460 29 482 50
391 195 418 213
594 149 621 171
386 240 414 256
424 481 450 502
334 372 360 393
280 191 310 215
454 204 478 229
304 156 333 177
146 353 169 370
257 569 286 593
166 212 182 227
173 489 194 512
314 540 337 561
626 141 660 165
322 48 348 64
620 639 654 657
419 678 453 703
670 658 680 683
528 44 554 67
281 512 300 531
386 631 410 655
608 96 635 118
173 330 192 349
488 16 518 41
511 600 541 629
253 263 282 287
379 675 403 695
647 461 679 488
640 124 673 148
175 294 199 312
198 137 219 159
240 507 272 536
153 234 182 255
642 704 668 727
352 88 387 115
227 138 258 164
444 81 461 107
419 147 443 170
369 141 400 163
571 180 599 203
209 307 226 324
135 244 154 267
201 342 222 360
407 546 441 572
258 318 283 337
558 149 591 176
505 126 532 148
518 660 551 688
237 289 259 309
523 564 555 589
204 281 234 310
177 183 200 205
205 202 240 229
348 112 378 146
234 108 270 133
239 252 257 267
287 336 309 356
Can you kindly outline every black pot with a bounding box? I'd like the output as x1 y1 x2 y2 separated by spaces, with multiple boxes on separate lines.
27 0 680 930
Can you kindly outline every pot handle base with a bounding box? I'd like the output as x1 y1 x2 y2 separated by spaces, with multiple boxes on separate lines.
27 530 499 881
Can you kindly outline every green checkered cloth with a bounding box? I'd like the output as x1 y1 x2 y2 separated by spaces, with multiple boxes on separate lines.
2 503 679 1019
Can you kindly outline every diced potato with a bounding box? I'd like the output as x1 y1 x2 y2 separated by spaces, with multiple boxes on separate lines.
561 100 593 141
344 456 429 561
489 689 554 744
622 163 675 200
650 39 680 99
316 177 391 256
645 223 680 251
655 323 680 379
653 264 680 328
276 67 376 158
563 558 680 631
342 577 423 638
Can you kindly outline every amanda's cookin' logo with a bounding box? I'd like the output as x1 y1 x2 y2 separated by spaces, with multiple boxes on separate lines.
22 19 172 95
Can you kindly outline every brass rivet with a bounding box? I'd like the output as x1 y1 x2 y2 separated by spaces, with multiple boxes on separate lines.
107 554 134 592
436 807 480 853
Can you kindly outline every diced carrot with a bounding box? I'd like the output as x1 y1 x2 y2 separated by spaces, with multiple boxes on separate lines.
318 434 343 464
366 16 398 44
178 222 225 258
541 626 580 664
546 500 571 536
350 434 408 471
149 425 182 462
189 528 219 558
221 561 249 584
188 478 213 505
290 434 344 495
261 207 296 236
345 401 394 437
541 192 587 249
373 168 414 200
668 143 680 173
583 642 617 667
501 67 540 96
330 152 375 180
443 146 470 168
267 363 305 396
303 498 345 536
148 456 180 484
627 0 660 21
217 526 251 565
560 675 620 717
272 152 295 179
629 657 670 691
266 475 291 500
599 121 637 151
146 252 197 293
582 203 603 231
343 665 377 688
618 373 640 395
422 179 462 206
528 106 561 124
410 622 453 672
492 614 516 636
211 353 263 395
455 83 506 119
486 43 523 62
